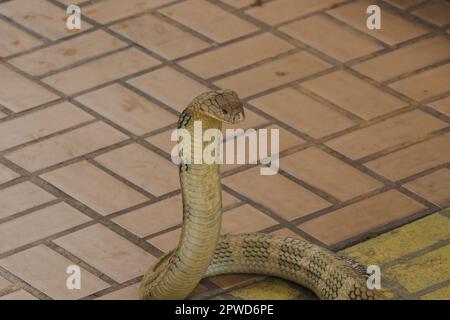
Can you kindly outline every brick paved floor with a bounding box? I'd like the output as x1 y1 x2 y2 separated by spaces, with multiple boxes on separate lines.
0 0 449 300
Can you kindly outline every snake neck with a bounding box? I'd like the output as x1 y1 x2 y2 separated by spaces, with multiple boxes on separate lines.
142 108 224 299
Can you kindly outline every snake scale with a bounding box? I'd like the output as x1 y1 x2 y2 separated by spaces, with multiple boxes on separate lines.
139 90 384 300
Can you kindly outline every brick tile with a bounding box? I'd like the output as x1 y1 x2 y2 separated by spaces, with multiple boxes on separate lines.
95 143 178 196
223 167 331 221
128 66 209 112
389 63 450 101
42 161 148 216
326 110 447 160
343 213 450 265
385 244 450 293
159 0 259 43
302 70 407 120
43 48 160 95
5 122 128 172
0 245 109 299
10 30 127 76
147 228 180 253
221 124 305 173
113 192 239 237
299 190 426 246
96 283 140 300
221 204 277 234
280 15 383 62
250 87 355 138
404 169 450 208
0 102 94 151
0 65 59 112
421 285 450 300
0 202 90 253
0 163 19 185
54 224 156 283
281 147 383 201
384 0 425 9
328 0 429 45
0 275 10 290
366 133 450 181
110 14 209 60
76 84 177 135
0 20 42 57
221 0 255 8
0 290 37 300
180 33 294 79
0 111 6 119
215 52 331 98
0 0 91 40
0 181 55 219
84 0 174 24
353 36 450 82
411 0 450 27
429 96 450 117
271 228 304 240
209 274 263 290
246 0 345 25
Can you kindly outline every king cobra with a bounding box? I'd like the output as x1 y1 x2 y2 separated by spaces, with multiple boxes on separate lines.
140 90 384 300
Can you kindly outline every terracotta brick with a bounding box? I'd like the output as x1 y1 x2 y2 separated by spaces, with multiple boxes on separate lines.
403 169 450 208
299 190 426 245
180 33 294 79
128 67 210 112
43 48 160 95
76 84 177 135
0 0 91 40
223 166 331 221
221 0 255 8
280 15 383 62
0 202 90 253
110 14 209 60
250 87 355 138
215 52 331 98
246 0 345 25
366 133 450 181
0 290 37 300
42 161 148 216
0 181 55 219
0 111 6 119
221 204 278 234
429 96 450 117
147 228 181 253
328 0 429 45
0 163 19 185
411 0 450 27
96 283 140 300
389 63 450 101
84 0 174 24
353 36 450 82
326 110 448 160
5 122 128 172
10 30 126 76
0 245 109 299
95 143 179 196
0 65 59 112
384 0 425 9
113 191 240 237
0 102 94 151
159 0 258 43
54 224 156 283
0 20 42 57
281 147 383 201
302 70 407 120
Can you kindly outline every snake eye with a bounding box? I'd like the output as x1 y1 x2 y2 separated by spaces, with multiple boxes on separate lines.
222 109 228 114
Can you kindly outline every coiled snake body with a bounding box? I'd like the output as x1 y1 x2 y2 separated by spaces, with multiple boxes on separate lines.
140 90 383 300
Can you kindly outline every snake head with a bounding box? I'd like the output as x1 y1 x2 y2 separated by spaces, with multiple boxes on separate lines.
193 89 245 124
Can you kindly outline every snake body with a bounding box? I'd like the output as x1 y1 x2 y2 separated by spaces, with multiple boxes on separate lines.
140 90 383 300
